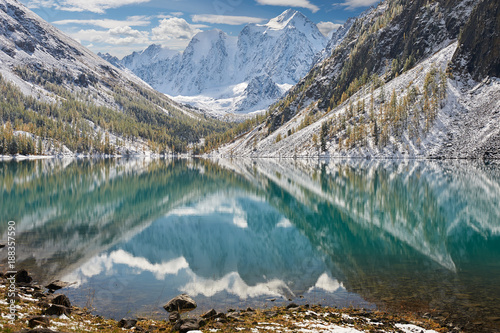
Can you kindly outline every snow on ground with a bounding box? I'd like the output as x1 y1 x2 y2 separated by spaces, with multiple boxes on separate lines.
170 81 288 117
217 41 500 159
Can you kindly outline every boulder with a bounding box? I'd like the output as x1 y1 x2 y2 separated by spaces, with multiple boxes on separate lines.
15 269 33 284
43 294 72 316
52 295 71 308
168 311 180 323
28 316 50 328
201 309 217 320
118 318 137 329
43 304 69 316
173 318 206 333
46 280 69 291
163 294 196 313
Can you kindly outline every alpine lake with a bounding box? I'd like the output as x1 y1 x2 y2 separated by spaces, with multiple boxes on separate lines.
1 158 500 331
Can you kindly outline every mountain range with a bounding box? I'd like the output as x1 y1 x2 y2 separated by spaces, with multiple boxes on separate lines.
216 0 500 159
0 0 498 158
0 0 229 156
105 9 328 116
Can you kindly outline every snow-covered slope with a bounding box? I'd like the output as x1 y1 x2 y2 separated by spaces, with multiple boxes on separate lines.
115 9 327 116
0 0 224 156
216 0 499 159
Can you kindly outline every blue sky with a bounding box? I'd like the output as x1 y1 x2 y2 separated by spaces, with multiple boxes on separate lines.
21 0 380 58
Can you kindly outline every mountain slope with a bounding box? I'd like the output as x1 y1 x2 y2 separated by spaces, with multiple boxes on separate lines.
115 9 327 115
215 0 500 159
0 0 229 156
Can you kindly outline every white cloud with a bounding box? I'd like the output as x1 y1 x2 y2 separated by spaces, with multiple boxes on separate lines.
71 27 149 46
339 0 380 10
255 0 320 13
52 17 150 29
316 21 342 37
192 14 265 26
109 26 144 38
152 17 203 41
28 0 152 14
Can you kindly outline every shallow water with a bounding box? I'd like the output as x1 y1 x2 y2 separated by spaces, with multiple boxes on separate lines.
1 158 499 331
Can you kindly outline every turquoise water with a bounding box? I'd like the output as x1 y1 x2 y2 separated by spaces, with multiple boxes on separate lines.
1 158 499 331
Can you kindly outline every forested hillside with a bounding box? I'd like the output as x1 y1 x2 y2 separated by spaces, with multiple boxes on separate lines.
215 0 500 159
0 0 231 156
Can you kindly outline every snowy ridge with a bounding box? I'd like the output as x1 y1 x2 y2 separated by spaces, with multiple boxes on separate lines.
215 0 500 160
114 9 327 115
218 39 499 159
0 0 211 156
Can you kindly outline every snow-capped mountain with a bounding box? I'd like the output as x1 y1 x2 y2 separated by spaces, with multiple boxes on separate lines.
0 0 225 156
217 0 500 159
115 9 328 115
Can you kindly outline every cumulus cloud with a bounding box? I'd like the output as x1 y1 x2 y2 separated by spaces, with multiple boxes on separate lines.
52 17 150 29
192 14 265 26
152 17 203 41
255 0 320 13
317 21 342 37
72 27 149 45
27 0 151 14
339 0 380 10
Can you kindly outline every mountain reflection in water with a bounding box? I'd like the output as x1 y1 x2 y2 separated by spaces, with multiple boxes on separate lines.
1 158 499 331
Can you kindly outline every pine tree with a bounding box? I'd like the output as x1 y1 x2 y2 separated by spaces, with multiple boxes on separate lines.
320 122 328 152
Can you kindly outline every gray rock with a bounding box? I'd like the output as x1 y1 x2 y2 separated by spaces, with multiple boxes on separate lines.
28 316 50 328
43 304 69 316
43 294 72 316
201 308 217 320
118 318 137 329
168 311 180 323
173 318 206 333
163 294 196 313
15 269 33 284
46 280 69 291
52 295 71 308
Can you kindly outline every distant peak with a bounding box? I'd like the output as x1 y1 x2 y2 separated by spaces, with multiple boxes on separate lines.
278 9 301 20
194 28 225 38
265 9 309 30
145 44 162 50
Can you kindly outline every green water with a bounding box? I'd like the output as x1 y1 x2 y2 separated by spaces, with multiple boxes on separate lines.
1 158 499 331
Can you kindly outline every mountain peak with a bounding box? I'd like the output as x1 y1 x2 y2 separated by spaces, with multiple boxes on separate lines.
264 9 308 30
192 28 226 41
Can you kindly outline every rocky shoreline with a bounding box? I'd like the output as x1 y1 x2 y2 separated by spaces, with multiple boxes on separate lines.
0 269 455 333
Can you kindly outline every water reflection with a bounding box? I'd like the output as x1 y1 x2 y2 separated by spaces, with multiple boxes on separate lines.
1 158 499 331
